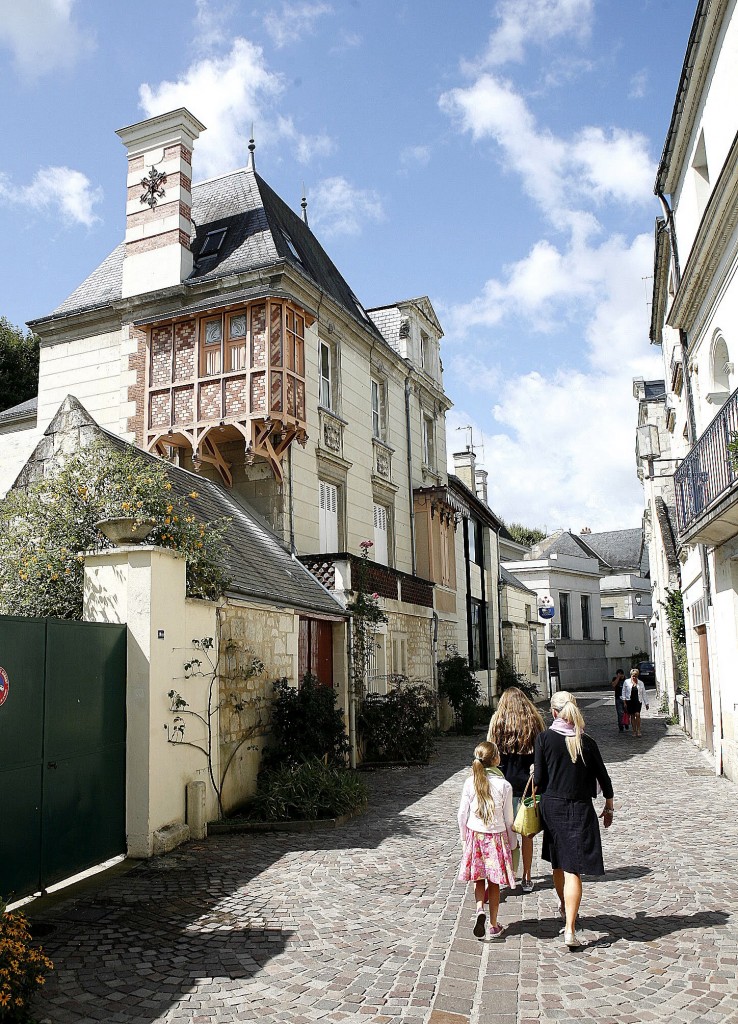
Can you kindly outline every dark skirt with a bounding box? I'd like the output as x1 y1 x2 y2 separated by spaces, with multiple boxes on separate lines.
627 697 642 714
540 795 605 875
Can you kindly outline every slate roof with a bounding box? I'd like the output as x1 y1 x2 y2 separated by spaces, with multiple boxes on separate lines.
0 397 37 424
15 396 346 619
499 564 537 596
580 529 645 573
41 165 382 343
530 531 597 562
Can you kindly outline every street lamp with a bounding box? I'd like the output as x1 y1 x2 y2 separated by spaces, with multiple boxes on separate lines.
635 594 642 605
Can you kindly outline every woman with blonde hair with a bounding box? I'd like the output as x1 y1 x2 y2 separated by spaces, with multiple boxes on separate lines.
487 686 545 892
457 741 517 940
534 691 614 950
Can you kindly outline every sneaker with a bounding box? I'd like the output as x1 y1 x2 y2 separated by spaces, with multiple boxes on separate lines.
473 910 486 939
564 930 582 949
521 878 534 894
488 924 505 940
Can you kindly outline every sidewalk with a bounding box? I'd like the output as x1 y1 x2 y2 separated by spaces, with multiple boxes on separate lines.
27 692 738 1023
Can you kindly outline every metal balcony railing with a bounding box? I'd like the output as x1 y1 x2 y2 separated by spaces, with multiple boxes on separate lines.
674 386 738 534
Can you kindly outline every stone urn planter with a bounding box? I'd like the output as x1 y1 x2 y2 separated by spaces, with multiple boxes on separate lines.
96 517 156 546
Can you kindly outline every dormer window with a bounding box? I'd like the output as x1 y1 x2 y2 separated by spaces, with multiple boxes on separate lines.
200 228 227 258
282 230 302 262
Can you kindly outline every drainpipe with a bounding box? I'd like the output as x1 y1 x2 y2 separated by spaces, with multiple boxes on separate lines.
404 374 417 576
656 191 697 444
287 445 296 554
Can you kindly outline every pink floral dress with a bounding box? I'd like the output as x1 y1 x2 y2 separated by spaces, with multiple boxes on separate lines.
457 770 517 887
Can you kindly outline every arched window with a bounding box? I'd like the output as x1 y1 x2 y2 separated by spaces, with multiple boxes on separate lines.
707 331 732 406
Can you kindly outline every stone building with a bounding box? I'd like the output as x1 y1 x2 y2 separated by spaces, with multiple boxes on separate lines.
641 0 738 777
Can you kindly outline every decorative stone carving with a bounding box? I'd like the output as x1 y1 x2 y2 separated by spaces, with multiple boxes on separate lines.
324 421 341 452
376 450 390 477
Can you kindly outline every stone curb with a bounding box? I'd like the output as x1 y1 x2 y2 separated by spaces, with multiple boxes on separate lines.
207 808 364 834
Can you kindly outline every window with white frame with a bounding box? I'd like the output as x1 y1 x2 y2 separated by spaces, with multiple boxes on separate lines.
371 377 387 440
422 413 435 468
319 480 339 552
373 502 389 564
319 340 332 409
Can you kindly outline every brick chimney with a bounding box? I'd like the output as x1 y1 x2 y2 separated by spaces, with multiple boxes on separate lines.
452 447 476 491
116 108 206 298
475 468 489 505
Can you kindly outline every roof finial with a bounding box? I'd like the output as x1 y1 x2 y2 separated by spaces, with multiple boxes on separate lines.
301 182 309 226
247 123 256 170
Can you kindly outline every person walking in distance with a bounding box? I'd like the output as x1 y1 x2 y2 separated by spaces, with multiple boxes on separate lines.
623 667 649 737
457 741 517 940
534 692 614 950
611 668 627 732
487 686 545 892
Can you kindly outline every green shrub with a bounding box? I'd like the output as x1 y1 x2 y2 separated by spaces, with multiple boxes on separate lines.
267 674 349 766
437 654 481 732
474 702 494 726
359 682 437 762
248 759 368 821
496 656 539 701
0 900 53 1022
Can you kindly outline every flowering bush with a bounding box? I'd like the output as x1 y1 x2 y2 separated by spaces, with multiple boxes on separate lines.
0 441 231 619
359 682 437 762
0 901 53 1022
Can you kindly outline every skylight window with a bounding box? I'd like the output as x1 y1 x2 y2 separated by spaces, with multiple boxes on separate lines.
282 230 302 262
199 228 228 258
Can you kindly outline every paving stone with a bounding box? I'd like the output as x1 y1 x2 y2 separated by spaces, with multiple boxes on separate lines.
25 694 738 1024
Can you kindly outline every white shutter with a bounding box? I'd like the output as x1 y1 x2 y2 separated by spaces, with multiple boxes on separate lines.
373 503 388 564
319 481 338 552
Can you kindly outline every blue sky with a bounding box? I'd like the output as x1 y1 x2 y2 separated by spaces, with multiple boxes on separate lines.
0 0 695 531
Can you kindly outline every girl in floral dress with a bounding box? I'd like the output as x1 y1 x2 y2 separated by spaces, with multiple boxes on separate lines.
457 740 517 940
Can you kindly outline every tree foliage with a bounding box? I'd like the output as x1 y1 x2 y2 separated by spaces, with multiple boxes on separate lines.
0 440 231 619
437 653 481 732
267 674 349 766
0 318 39 413
505 521 546 547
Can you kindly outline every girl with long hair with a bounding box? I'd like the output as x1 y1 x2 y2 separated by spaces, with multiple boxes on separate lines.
534 691 614 950
457 741 517 940
487 686 545 892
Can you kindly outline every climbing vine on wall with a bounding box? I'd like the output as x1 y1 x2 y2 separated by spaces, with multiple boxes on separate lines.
663 588 688 692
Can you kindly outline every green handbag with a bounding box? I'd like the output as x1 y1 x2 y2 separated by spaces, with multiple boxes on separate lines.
512 775 542 836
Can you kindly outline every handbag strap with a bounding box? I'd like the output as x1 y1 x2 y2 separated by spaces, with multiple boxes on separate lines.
521 773 536 801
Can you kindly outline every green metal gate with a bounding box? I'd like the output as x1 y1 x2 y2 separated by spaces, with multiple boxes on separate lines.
0 615 126 901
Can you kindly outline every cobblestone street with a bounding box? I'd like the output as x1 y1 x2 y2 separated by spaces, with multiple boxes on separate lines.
30 692 738 1024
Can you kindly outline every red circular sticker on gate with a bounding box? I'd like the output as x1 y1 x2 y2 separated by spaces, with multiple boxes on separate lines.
0 667 8 708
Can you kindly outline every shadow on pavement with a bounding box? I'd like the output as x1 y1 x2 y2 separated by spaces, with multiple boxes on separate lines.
504 908 730 945
30 735 469 1023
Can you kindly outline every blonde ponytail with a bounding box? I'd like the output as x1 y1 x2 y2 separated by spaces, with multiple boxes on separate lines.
471 741 499 826
550 690 586 763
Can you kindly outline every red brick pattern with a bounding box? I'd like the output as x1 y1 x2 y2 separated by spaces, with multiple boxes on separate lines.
127 326 147 443
149 390 171 428
400 575 435 608
128 155 145 172
151 326 172 386
173 386 194 425
271 372 283 413
199 380 221 420
174 321 196 380
251 372 266 413
163 144 192 165
225 376 248 416
125 228 191 255
127 171 190 205
126 200 181 229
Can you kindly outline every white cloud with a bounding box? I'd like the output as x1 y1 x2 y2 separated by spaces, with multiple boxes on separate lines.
400 145 431 171
483 0 593 66
440 74 653 225
0 0 93 77
139 36 336 180
310 177 384 237
629 69 648 100
0 166 103 226
263 2 333 48
193 0 234 52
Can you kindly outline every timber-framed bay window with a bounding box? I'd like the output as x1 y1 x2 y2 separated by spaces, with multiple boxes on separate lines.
145 297 309 485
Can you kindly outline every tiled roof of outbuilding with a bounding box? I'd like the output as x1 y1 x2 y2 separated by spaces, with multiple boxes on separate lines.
14 396 346 619
0 396 37 424
579 528 645 572
499 564 537 595
40 165 382 342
